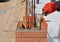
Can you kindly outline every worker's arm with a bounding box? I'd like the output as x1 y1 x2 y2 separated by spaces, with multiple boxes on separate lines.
42 1 60 16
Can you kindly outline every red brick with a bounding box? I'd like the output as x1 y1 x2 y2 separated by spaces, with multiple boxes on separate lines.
40 16 48 30
28 16 33 28
22 31 47 38
23 16 27 23
16 38 20 42
17 22 23 27
41 38 47 42
23 16 27 28
41 22 47 30
16 38 40 42
15 32 21 38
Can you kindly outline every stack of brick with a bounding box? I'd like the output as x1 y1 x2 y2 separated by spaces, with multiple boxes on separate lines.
17 16 35 29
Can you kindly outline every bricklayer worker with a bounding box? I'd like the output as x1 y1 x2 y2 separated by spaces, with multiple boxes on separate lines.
42 0 60 16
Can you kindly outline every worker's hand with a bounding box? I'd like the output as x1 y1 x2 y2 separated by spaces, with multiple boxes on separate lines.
42 2 57 16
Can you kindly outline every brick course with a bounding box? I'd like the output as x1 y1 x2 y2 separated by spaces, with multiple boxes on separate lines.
16 38 40 42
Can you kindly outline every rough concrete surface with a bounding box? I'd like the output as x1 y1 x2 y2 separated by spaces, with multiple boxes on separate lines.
0 0 26 42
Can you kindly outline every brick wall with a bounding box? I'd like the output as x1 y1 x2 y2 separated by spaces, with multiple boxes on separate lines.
15 16 47 42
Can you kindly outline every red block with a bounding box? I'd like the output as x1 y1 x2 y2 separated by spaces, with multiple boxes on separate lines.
17 22 23 27
15 32 21 38
16 38 40 42
40 16 47 30
22 31 47 38
41 38 47 42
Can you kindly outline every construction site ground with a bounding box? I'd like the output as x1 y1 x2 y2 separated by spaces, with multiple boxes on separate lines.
0 0 26 42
